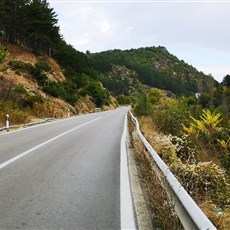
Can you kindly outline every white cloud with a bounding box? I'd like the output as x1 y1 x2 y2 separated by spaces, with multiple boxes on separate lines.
196 64 230 83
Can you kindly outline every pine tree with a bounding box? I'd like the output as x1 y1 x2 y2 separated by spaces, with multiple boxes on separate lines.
25 0 60 54
0 0 28 44
0 0 60 54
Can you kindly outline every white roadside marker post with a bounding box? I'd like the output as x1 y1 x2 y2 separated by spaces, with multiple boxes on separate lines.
6 114 9 132
67 109 70 118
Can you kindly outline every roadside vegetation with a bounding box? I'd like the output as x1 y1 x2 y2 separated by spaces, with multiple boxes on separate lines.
132 87 230 229
129 117 183 229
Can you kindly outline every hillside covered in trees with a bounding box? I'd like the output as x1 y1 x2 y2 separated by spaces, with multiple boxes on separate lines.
90 47 230 115
89 47 213 95
0 0 115 118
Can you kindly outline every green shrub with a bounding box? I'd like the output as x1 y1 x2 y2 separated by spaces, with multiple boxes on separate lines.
9 60 33 72
14 85 28 95
31 61 51 85
134 94 151 116
43 80 79 106
85 81 109 107
34 61 52 73
117 95 131 105
150 98 191 136
43 82 65 98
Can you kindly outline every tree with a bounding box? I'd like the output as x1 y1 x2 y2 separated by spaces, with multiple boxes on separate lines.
86 81 109 107
206 74 215 107
54 41 91 74
0 0 60 54
0 0 29 44
25 0 60 54
222 74 230 87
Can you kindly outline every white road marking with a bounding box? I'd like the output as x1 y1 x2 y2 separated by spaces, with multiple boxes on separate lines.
0 117 102 170
120 114 136 230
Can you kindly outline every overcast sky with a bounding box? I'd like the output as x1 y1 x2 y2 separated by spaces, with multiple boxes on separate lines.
48 0 230 82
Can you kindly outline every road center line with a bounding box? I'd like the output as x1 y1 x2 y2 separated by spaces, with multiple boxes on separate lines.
0 116 102 170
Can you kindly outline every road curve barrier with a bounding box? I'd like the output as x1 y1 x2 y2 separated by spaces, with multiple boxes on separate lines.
129 111 217 230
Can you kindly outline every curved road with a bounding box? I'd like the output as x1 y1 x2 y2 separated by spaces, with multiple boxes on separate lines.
0 107 134 229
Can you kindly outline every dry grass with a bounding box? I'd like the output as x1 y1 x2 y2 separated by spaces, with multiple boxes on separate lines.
128 115 183 229
0 109 31 127
136 115 230 230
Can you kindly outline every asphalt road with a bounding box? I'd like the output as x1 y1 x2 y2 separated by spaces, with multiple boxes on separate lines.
0 107 131 230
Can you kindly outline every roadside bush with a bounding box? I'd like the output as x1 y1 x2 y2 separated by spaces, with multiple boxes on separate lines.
0 78 23 101
147 88 162 104
134 94 151 116
175 162 229 207
182 109 226 153
218 135 230 174
139 116 229 208
154 134 181 166
151 102 188 136
117 95 131 105
85 81 109 107
169 134 196 164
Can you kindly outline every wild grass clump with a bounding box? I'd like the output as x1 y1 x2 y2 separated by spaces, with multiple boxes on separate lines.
0 106 31 127
139 116 230 229
129 117 183 229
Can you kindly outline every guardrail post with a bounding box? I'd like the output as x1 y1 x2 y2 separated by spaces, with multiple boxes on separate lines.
6 114 10 132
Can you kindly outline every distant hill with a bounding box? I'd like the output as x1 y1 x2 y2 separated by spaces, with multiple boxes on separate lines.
89 46 217 96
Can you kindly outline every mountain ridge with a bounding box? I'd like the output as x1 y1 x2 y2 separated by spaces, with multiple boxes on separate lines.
89 46 216 96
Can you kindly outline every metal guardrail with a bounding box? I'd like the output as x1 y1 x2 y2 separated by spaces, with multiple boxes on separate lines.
129 111 217 230
0 118 54 132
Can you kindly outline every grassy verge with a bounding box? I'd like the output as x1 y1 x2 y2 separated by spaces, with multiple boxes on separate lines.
128 115 183 229
136 115 230 229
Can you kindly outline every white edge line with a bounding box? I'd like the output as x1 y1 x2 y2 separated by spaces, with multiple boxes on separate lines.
0 116 102 170
120 113 136 230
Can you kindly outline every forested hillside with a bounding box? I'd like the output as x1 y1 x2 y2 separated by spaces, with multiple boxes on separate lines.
90 47 216 96
0 0 115 125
